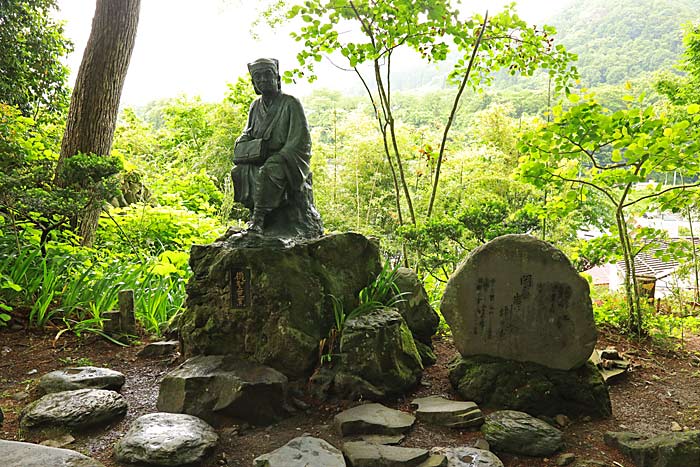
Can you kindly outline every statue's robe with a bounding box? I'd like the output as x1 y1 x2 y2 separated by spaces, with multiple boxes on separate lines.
232 93 311 210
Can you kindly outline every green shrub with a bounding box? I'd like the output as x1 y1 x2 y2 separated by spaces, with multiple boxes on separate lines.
97 203 224 255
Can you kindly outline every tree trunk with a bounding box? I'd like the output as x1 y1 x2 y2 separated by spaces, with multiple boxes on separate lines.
57 0 141 246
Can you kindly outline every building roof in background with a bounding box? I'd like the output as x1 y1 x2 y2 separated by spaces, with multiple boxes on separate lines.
616 238 699 280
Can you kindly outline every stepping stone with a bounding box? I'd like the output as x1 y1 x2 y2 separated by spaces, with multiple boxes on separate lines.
21 388 127 430
254 436 346 467
481 410 563 456
418 454 448 466
39 433 75 448
138 340 179 358
114 413 218 466
432 446 504 467
39 366 125 393
411 396 484 429
347 434 406 445
157 355 288 425
334 403 415 437
1 439 105 467
342 441 429 467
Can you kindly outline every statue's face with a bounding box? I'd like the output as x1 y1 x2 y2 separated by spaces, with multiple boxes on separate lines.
251 68 279 96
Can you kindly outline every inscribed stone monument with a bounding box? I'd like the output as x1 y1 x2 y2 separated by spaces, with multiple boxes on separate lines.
440 234 596 370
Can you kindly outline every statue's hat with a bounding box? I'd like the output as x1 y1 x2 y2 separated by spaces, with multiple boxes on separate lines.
247 58 279 75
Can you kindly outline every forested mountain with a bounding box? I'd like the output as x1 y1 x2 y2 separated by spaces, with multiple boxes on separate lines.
550 0 700 85
382 0 699 93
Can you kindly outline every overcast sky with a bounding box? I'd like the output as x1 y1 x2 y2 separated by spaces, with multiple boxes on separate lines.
55 0 573 106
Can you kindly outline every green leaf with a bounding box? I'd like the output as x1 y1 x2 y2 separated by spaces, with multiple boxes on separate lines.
688 103 700 115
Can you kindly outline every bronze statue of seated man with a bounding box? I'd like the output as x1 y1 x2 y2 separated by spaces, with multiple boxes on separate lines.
231 58 322 239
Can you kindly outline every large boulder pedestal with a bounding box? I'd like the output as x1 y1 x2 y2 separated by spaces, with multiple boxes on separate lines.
180 232 382 379
441 235 610 418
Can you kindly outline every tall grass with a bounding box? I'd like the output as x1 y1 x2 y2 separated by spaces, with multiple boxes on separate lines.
0 242 188 338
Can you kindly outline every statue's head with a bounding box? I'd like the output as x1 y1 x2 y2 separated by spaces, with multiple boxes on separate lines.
248 58 281 96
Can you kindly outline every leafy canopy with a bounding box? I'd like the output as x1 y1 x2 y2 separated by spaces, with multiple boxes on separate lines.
0 0 73 119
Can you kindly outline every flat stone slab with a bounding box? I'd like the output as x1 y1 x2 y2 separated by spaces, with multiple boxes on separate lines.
604 431 700 467
157 355 288 425
114 413 218 466
254 436 346 467
417 454 448 467
1 439 105 467
432 446 504 467
39 366 125 393
346 434 406 445
137 341 179 358
440 234 597 370
481 410 563 457
334 403 415 437
342 441 429 467
21 388 127 430
411 396 484 429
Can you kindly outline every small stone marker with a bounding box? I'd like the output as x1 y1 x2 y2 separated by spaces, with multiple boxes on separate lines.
103 289 136 336
118 289 136 333
39 366 125 393
481 410 563 457
253 436 346 467
432 446 504 467
334 403 415 437
441 234 597 370
21 388 127 430
411 396 484 429
342 441 429 467
114 413 218 466
1 440 105 467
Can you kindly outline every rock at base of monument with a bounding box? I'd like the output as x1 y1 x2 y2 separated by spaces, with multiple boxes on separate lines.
114 413 218 466
415 340 437 367
180 232 381 379
253 436 346 467
394 267 440 345
156 355 288 426
604 431 700 467
333 309 423 400
137 341 179 358
449 355 611 418
440 234 597 371
1 440 105 467
481 410 563 457
261 181 324 239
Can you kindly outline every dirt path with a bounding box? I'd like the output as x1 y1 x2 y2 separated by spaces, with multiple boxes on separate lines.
1 328 699 466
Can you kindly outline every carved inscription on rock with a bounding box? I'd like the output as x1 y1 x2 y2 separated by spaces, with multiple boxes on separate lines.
440 234 597 370
473 274 574 342
230 267 251 309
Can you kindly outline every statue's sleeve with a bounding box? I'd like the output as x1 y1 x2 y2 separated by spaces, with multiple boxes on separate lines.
236 101 258 143
277 97 311 161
